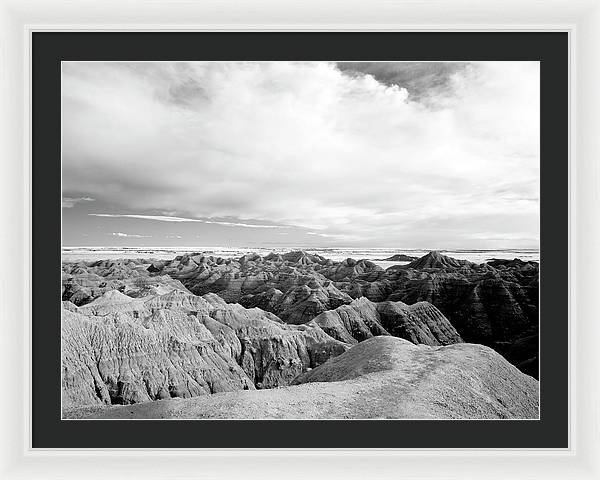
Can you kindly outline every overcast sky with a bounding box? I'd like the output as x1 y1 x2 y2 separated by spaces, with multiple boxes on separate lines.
62 61 539 249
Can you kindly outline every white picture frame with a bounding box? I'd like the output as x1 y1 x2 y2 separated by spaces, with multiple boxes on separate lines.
0 0 597 478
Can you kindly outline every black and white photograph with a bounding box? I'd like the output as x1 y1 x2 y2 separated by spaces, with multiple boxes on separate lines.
60 60 541 420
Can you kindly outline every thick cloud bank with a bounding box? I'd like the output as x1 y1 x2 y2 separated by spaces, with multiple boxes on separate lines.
62 61 539 248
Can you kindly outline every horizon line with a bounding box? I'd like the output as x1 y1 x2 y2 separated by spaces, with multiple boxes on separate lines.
61 245 541 251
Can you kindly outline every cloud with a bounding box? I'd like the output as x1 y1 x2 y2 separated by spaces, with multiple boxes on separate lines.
92 213 202 222
89 213 288 228
110 232 151 238
306 231 350 239
62 196 94 208
202 220 286 229
337 62 469 103
63 61 539 248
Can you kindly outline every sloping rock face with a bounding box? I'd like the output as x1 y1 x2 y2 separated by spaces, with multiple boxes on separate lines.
376 300 463 346
308 297 462 347
62 288 349 407
205 300 349 388
62 307 251 407
308 297 389 344
67 337 539 420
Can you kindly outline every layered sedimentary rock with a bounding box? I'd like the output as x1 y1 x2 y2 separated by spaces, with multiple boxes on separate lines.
308 297 462 346
62 306 251 407
62 288 348 407
140 250 538 375
61 249 541 418
308 297 388 344
62 258 187 306
241 281 353 324
150 252 361 324
376 300 463 346
67 337 539 420
62 249 539 380
334 252 539 377
206 301 349 387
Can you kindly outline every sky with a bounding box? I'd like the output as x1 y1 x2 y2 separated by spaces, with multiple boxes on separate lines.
62 61 540 249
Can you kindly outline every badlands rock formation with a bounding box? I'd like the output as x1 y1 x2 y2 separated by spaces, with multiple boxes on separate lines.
61 286 460 408
62 258 186 305
379 253 418 262
140 250 539 377
61 249 539 418
62 288 348 407
66 337 539 420
309 297 462 346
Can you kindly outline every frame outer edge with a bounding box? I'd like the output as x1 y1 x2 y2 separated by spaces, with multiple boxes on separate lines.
0 0 597 478
0 0 27 477
576 1 600 475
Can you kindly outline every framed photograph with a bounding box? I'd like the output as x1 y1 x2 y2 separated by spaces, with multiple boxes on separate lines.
44 29 564 444
1 0 597 479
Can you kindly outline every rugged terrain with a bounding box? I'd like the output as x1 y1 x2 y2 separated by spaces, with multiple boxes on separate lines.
61 250 540 418
120 250 538 376
62 289 348 407
65 337 539 420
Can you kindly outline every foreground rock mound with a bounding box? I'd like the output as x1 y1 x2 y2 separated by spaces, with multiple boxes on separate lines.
66 337 538 420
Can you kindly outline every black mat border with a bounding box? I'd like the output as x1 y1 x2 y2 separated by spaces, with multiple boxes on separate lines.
32 32 568 449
